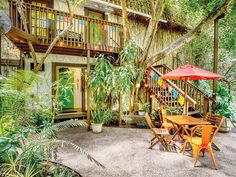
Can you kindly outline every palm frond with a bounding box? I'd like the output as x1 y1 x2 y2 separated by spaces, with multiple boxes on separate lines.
52 119 87 132
4 70 42 91
25 139 105 168
27 119 87 141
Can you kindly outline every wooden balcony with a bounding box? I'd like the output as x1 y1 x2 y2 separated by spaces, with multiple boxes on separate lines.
7 0 122 56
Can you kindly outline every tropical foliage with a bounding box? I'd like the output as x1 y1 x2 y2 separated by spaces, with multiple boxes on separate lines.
0 70 103 176
194 80 236 126
88 43 139 121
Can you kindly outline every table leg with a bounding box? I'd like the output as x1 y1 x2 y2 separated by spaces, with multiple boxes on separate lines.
171 124 182 141
182 126 190 137
179 126 191 153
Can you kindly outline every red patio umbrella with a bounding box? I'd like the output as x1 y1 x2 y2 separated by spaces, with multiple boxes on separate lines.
161 64 224 115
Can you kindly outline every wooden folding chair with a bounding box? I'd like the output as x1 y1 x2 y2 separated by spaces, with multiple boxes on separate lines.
160 108 174 131
204 113 225 151
182 125 218 169
145 113 176 152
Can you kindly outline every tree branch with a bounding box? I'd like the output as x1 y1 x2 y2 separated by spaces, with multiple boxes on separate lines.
148 0 234 66
141 0 166 66
224 61 236 76
35 0 84 72
16 0 37 67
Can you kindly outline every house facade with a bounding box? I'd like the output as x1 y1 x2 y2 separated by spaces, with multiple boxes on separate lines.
0 0 188 116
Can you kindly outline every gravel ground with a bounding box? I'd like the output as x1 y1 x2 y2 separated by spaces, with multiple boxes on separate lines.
58 127 236 177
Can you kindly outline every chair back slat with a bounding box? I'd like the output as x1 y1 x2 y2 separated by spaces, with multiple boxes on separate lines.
205 113 224 127
205 113 225 142
145 113 155 129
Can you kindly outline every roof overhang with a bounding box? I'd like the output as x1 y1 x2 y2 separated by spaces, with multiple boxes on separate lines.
87 0 168 23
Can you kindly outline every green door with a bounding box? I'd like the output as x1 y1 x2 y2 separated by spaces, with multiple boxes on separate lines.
58 69 74 110
88 11 103 45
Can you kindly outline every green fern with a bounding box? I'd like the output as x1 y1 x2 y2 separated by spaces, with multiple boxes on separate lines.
4 70 42 91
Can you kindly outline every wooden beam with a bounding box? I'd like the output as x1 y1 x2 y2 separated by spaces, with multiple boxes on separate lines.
12 42 119 57
87 48 91 130
6 27 40 44
0 59 20 67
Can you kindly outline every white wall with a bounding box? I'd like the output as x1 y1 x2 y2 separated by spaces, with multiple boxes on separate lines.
24 53 95 96
54 0 85 16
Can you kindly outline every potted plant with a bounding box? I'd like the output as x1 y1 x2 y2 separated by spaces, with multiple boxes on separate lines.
88 55 134 128
91 108 113 133
138 102 150 116
214 86 235 133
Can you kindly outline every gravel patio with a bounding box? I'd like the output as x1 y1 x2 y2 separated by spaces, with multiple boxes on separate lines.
58 127 236 177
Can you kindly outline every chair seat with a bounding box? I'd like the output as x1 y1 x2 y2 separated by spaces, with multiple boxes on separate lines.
162 122 173 128
186 136 211 146
152 128 169 135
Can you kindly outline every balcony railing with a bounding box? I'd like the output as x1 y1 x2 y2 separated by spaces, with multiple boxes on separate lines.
8 0 122 53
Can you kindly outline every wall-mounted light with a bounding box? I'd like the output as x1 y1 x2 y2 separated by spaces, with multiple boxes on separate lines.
150 94 155 98
58 41 64 46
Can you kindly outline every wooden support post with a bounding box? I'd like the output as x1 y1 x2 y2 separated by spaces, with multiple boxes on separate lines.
20 50 24 69
212 14 225 111
0 36 1 74
212 19 218 111
203 96 209 117
184 78 188 115
119 93 122 127
87 48 91 130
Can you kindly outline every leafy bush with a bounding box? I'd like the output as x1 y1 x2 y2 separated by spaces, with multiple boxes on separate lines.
91 109 114 124
0 70 104 176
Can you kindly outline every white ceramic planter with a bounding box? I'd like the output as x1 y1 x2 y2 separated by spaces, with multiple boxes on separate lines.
219 118 231 133
138 111 145 116
91 123 103 133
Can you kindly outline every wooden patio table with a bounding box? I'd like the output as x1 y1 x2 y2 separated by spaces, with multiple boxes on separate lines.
166 115 211 149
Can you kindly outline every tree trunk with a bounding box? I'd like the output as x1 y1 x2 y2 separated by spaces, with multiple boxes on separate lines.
141 0 166 66
148 0 234 66
129 85 140 114
121 0 130 43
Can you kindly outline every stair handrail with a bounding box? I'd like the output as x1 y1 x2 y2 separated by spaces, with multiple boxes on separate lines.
149 66 196 105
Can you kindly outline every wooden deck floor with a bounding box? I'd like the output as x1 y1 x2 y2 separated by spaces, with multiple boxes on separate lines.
55 112 86 120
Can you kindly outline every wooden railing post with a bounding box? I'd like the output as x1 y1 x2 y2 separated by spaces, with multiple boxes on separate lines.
87 18 91 48
120 31 124 48
203 96 209 117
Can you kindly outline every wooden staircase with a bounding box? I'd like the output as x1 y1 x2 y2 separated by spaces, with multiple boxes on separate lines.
143 65 216 117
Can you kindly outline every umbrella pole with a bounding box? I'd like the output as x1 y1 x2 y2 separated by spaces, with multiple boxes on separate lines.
184 78 188 115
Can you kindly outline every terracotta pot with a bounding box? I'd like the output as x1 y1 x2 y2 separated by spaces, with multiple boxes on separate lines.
219 118 231 133
91 123 103 133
